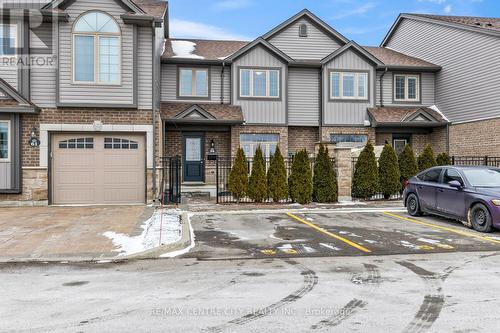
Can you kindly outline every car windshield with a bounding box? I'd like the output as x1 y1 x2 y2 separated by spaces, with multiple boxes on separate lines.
462 168 500 187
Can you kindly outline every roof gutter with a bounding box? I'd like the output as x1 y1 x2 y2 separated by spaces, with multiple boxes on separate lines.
379 67 387 107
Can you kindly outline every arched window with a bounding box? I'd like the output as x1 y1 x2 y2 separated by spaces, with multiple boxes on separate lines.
73 11 120 84
299 23 307 37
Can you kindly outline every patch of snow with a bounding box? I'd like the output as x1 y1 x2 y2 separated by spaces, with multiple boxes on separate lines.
269 233 284 241
364 239 378 244
218 56 227 60
306 217 314 221
171 40 205 59
319 243 341 251
161 213 196 258
400 240 416 249
417 238 441 245
428 105 450 122
336 201 367 206
103 209 182 257
301 245 316 253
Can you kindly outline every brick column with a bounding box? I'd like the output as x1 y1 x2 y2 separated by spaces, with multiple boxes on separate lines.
334 147 353 201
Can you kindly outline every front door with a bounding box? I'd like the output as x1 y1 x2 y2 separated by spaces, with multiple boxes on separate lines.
183 133 204 182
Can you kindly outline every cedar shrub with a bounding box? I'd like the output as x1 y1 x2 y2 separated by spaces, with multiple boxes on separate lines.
313 143 338 203
378 144 401 199
228 148 248 202
267 146 288 202
352 141 379 199
436 152 452 166
248 146 268 202
418 144 437 171
289 149 313 204
398 144 418 187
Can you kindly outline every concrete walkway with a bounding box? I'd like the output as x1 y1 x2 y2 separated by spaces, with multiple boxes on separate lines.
0 206 154 261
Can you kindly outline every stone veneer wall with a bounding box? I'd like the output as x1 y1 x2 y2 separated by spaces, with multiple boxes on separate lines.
288 126 318 155
0 108 159 204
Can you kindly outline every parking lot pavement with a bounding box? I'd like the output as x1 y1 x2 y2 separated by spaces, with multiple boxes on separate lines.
184 209 500 260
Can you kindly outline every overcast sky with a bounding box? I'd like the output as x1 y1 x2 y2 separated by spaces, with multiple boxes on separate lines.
167 0 496 45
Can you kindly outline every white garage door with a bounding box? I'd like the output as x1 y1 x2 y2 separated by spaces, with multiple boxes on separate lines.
52 133 146 205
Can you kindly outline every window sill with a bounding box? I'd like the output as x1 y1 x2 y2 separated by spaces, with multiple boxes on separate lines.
238 96 281 101
71 82 123 87
329 98 369 102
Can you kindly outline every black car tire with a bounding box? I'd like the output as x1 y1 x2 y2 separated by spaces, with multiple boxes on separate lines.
470 203 493 233
406 193 422 216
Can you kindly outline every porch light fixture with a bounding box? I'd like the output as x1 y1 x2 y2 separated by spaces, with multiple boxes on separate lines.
207 139 217 160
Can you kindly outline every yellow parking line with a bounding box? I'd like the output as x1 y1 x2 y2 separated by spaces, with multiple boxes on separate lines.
286 212 371 253
383 211 500 245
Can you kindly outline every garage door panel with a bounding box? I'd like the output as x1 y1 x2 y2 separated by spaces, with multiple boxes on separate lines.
52 133 145 205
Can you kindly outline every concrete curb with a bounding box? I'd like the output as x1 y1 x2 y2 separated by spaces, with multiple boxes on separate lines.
0 212 194 264
124 212 192 260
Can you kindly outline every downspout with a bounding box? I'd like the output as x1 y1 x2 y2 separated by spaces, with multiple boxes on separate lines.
446 122 450 154
151 22 158 201
319 66 323 142
379 67 388 107
221 62 225 104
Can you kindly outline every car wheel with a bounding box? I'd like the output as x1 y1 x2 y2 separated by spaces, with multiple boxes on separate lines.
407 193 422 216
470 203 493 233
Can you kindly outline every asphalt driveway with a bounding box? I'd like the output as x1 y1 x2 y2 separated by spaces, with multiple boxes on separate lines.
0 206 154 261
184 209 500 260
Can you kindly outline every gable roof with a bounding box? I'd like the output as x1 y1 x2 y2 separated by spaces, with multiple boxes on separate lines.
367 106 448 127
363 46 441 71
225 37 294 63
162 39 249 62
382 13 500 46
321 41 384 66
261 9 349 45
44 0 167 18
0 79 39 113
161 102 244 124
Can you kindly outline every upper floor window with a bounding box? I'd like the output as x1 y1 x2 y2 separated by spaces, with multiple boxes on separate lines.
0 120 10 161
330 71 368 100
178 68 209 98
299 23 308 37
73 11 121 84
394 74 419 102
0 24 16 56
239 68 280 99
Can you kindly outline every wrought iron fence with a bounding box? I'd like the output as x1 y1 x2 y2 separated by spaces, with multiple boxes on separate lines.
216 156 336 204
351 157 403 200
452 156 500 167
159 156 181 204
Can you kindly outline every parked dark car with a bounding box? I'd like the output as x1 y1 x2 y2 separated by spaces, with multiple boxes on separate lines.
403 166 500 232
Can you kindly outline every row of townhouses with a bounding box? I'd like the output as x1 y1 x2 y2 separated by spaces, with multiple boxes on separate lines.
0 0 499 205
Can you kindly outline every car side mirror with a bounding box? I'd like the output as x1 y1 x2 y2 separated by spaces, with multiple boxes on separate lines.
448 180 462 189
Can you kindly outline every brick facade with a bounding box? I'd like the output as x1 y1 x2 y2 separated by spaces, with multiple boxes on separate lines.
374 127 447 155
230 125 288 156
1 108 159 204
449 118 500 156
288 126 318 154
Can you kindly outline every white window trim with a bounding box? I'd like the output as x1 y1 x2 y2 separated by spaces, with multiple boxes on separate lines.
240 133 280 158
178 67 209 98
330 71 368 100
394 74 420 102
239 68 280 99
72 17 122 85
0 120 11 162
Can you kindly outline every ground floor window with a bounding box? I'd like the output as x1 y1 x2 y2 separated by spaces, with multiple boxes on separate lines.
393 138 408 155
330 134 367 148
0 120 10 161
240 133 279 158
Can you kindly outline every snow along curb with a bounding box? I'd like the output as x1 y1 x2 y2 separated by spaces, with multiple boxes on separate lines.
123 212 193 260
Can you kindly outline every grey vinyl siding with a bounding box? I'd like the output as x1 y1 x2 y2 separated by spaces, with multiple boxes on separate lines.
30 22 56 107
138 26 153 109
231 45 287 124
288 68 319 126
386 18 500 123
160 65 230 103
322 49 375 125
58 0 134 105
375 71 435 106
268 18 342 60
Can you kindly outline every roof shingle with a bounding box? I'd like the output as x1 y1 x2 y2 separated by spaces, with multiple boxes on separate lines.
363 47 440 69
163 39 249 61
368 106 448 126
161 102 244 123
409 14 500 33
131 0 167 17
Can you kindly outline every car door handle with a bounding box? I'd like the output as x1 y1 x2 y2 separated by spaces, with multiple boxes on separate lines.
438 189 444 192
418 185 424 189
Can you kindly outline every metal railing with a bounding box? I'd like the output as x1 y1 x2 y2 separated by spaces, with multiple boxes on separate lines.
159 156 181 204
